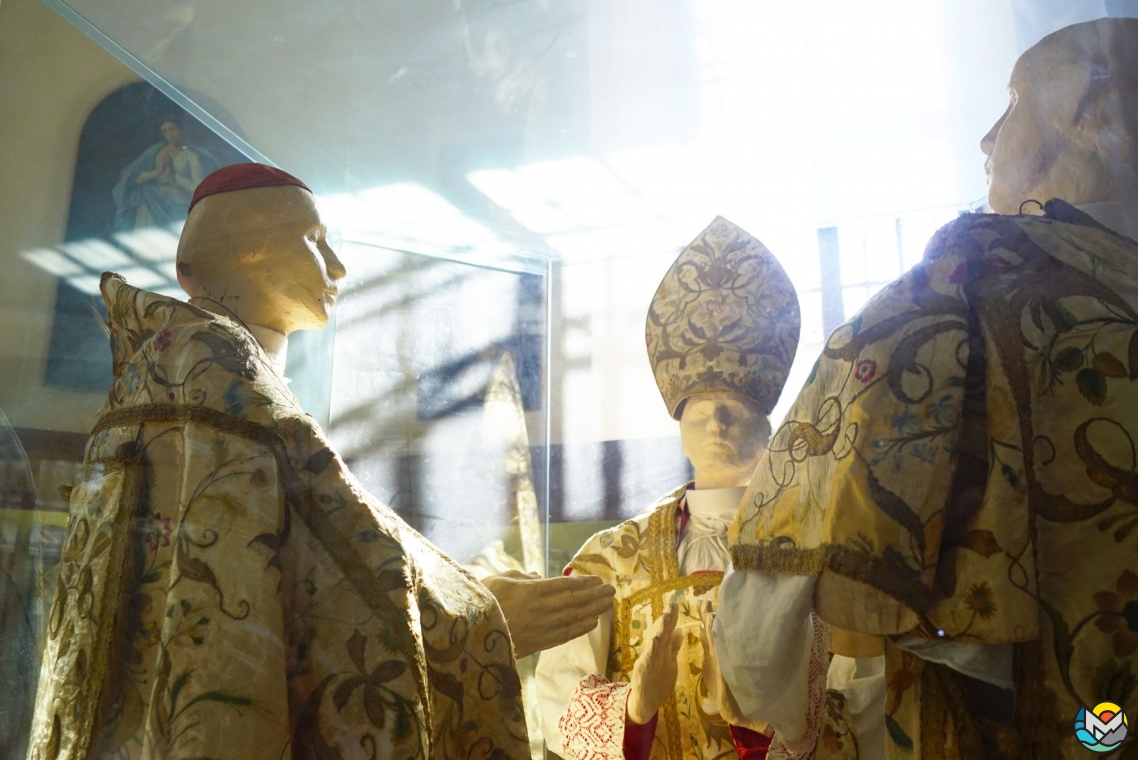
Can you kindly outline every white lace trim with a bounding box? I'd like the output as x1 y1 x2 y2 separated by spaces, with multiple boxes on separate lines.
768 612 830 760
558 673 632 760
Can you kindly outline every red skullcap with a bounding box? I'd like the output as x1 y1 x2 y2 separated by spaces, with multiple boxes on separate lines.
189 163 312 212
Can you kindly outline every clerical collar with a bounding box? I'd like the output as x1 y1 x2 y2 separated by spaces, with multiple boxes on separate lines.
685 486 746 522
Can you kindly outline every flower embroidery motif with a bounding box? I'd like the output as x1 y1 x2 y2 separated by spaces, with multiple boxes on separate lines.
152 328 173 353
948 263 967 284
146 513 172 553
645 332 654 347
964 581 998 620
133 594 161 647
854 359 877 383
1095 569 1138 657
819 724 843 753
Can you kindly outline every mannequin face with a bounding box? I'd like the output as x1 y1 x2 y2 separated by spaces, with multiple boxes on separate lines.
176 185 346 335
679 391 768 489
981 22 1135 214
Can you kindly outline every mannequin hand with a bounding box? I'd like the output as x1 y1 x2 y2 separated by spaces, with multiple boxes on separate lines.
482 570 615 659
627 603 683 725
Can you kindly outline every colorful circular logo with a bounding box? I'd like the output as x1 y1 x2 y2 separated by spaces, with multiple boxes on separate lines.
1075 702 1129 753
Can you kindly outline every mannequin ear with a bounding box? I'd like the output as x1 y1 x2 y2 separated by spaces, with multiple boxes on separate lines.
175 260 194 293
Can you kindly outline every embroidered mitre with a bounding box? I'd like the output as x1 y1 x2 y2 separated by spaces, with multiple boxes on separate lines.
646 217 800 418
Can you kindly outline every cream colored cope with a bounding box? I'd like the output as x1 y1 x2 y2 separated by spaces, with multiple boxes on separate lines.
982 17 1138 214
174 183 614 659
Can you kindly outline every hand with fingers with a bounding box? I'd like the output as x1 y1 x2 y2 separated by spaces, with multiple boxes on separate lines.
482 570 616 659
627 603 684 725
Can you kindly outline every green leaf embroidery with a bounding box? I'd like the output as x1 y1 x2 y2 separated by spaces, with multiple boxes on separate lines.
884 714 914 750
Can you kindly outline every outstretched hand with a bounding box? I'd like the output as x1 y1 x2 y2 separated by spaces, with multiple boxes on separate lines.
482 570 616 659
627 602 684 725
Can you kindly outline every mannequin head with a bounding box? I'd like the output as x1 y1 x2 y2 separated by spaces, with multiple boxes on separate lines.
176 184 346 335
981 18 1138 214
678 391 770 490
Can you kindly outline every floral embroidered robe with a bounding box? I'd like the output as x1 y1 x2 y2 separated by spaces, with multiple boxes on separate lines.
28 275 529 760
540 485 752 760
730 202 1138 759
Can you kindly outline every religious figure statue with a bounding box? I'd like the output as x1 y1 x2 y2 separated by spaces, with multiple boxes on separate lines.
28 163 614 760
535 217 803 760
112 116 220 231
710 18 1138 760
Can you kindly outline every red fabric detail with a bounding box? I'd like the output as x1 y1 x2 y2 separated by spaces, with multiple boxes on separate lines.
189 163 312 212
729 725 772 760
622 712 657 760
559 674 633 760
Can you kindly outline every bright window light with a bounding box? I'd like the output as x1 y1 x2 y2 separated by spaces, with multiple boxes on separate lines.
67 274 103 296
360 182 464 223
62 239 131 270
112 227 180 262
546 232 610 262
831 139 956 219
319 192 387 235
509 205 578 234
594 222 684 256
468 169 548 212
517 157 629 208
20 248 83 277
116 266 171 290
561 193 654 229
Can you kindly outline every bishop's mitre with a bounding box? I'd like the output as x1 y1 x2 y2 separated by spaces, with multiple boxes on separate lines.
645 216 801 419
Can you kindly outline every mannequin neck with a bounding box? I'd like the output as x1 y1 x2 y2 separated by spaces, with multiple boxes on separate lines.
246 324 289 373
685 485 746 519
189 297 289 373
1073 164 1138 237
691 467 756 490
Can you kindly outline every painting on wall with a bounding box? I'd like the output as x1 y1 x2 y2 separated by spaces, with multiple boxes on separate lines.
45 81 247 389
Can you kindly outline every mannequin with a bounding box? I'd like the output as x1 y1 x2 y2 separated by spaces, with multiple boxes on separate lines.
28 163 613 760
980 18 1138 221
177 170 615 661
536 217 800 760
715 18 1138 760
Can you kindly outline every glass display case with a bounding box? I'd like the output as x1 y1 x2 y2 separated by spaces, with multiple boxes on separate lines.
2 0 1137 757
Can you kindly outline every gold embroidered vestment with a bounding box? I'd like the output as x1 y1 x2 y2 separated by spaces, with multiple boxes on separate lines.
29 276 529 760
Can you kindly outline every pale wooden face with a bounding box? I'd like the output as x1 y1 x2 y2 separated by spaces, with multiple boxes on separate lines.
678 391 767 487
981 28 1130 214
177 186 347 334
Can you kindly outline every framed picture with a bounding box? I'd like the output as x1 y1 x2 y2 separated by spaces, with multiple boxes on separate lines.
44 81 247 389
